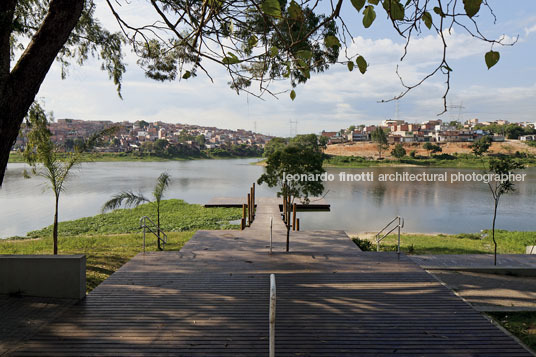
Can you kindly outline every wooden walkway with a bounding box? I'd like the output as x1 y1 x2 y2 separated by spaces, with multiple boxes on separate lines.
8 198 533 356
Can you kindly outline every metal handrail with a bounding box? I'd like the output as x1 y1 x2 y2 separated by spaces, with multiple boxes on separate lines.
375 216 404 255
139 216 168 252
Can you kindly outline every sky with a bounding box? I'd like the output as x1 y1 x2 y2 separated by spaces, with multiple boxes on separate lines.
35 1 536 137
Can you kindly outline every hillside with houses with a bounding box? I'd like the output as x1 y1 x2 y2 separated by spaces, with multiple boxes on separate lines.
321 118 536 145
13 119 272 158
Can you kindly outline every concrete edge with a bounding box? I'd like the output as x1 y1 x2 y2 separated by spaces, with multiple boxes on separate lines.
422 266 536 277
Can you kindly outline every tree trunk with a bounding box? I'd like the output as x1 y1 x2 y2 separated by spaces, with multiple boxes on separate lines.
492 198 498 266
53 193 59 255
0 0 85 186
157 203 161 250
286 224 290 252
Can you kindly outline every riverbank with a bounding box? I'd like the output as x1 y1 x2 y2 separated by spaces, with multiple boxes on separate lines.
324 154 536 169
350 231 536 254
0 199 241 291
8 151 262 163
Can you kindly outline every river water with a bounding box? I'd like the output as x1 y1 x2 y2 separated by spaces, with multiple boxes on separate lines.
1 159 535 238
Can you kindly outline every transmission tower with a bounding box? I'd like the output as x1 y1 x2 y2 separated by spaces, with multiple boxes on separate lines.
289 119 298 138
448 101 465 122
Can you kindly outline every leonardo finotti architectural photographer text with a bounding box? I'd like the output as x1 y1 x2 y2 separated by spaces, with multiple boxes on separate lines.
282 171 527 184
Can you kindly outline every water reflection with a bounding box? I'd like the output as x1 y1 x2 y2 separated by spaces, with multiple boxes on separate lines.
1 160 535 237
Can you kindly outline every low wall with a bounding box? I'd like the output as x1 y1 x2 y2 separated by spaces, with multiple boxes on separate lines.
0 255 86 299
527 246 536 254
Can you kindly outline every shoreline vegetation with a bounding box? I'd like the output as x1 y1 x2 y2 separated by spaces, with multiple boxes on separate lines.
8 151 263 163
10 150 536 170
324 154 536 169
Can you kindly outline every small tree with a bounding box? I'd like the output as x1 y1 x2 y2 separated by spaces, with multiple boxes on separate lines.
487 156 524 265
423 142 442 157
102 172 171 250
391 143 406 159
470 136 492 156
24 102 115 254
257 134 324 252
371 127 389 159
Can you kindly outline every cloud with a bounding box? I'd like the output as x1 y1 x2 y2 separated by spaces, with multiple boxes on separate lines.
525 24 536 37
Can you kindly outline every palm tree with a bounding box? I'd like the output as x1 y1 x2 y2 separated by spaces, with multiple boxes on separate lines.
24 102 117 255
102 172 171 250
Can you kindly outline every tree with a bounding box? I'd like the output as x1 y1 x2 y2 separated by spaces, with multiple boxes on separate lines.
348 125 356 132
102 172 171 250
263 137 288 158
23 102 115 254
391 143 406 159
487 157 524 265
423 142 441 157
371 127 388 159
0 0 514 185
470 136 492 156
257 135 324 252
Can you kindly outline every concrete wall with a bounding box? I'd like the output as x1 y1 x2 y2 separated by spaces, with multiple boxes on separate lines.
0 255 86 299
527 246 536 254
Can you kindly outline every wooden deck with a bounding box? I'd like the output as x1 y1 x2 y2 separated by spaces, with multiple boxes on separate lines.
9 198 533 356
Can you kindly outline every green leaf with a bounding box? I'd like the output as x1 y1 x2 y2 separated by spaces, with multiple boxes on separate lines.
363 6 376 28
347 61 354 72
324 35 341 48
422 11 432 29
442 64 453 72
296 50 312 60
356 55 367 74
290 90 296 101
368 0 380 4
463 0 482 18
248 35 258 48
351 0 366 12
261 0 282 18
222 52 240 65
433 6 445 17
485 50 500 69
182 71 191 79
288 0 303 20
269 46 279 58
383 0 404 21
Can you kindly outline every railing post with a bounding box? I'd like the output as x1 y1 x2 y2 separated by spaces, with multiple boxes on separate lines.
376 235 380 252
270 217 273 255
269 274 276 357
397 216 401 259
142 219 146 254
296 218 300 231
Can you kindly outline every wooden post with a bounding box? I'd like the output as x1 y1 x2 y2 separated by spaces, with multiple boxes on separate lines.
292 203 297 231
296 218 300 231
247 193 251 226
252 183 255 218
241 204 246 230
250 186 254 222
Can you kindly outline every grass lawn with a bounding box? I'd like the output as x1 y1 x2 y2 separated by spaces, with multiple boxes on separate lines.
0 232 194 293
488 312 536 352
1 199 242 292
354 230 536 254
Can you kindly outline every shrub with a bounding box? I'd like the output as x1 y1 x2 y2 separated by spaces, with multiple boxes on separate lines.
352 237 373 251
